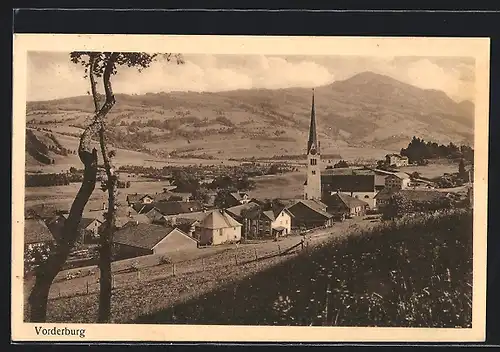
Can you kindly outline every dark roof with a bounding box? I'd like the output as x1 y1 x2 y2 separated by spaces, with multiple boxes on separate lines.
324 193 369 210
113 223 183 250
226 202 261 218
79 217 101 230
321 174 375 192
25 219 54 244
321 168 374 176
287 200 333 220
154 191 192 202
199 210 242 229
229 192 249 202
150 201 204 216
144 208 165 222
126 193 154 203
25 204 63 220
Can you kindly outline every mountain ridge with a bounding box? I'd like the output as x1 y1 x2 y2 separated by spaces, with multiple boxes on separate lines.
26 71 474 163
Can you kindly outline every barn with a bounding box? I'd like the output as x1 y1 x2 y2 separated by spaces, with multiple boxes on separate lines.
112 223 197 259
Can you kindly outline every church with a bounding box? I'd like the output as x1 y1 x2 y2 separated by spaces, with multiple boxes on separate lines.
303 90 378 209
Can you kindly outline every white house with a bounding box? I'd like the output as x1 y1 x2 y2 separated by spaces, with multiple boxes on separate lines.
263 207 293 236
198 210 242 246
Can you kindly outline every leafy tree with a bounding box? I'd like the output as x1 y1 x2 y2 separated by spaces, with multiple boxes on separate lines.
28 51 183 323
382 193 414 220
172 170 200 193
267 164 280 175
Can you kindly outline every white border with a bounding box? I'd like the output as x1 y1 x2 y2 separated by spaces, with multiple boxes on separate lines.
12 34 490 342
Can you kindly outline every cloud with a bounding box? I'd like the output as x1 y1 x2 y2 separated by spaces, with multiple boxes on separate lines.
26 52 474 102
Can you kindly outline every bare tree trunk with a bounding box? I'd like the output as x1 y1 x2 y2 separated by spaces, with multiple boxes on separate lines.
27 53 118 323
93 52 119 323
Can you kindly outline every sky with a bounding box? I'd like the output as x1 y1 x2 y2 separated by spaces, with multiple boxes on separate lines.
26 52 475 102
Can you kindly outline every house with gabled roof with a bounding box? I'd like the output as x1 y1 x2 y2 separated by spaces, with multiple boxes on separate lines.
385 172 411 191
226 202 293 239
320 170 378 208
286 199 334 229
126 193 155 206
198 210 242 246
323 192 369 218
112 223 197 259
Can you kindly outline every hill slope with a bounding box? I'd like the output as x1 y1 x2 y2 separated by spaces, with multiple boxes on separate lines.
26 72 474 163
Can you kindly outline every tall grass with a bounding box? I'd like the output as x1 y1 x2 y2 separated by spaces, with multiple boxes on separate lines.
136 209 473 327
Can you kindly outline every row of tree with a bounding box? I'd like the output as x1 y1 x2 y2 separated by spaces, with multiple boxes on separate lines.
400 136 474 163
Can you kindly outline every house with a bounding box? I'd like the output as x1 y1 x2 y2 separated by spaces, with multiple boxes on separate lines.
323 192 369 218
225 202 261 220
78 218 103 243
198 210 242 246
163 217 200 239
143 207 166 224
126 193 154 206
115 213 152 228
25 204 64 221
224 192 251 207
112 223 197 259
263 207 293 237
321 169 378 208
24 219 56 252
286 199 334 229
227 203 293 239
154 191 192 202
46 216 102 244
385 172 411 191
370 168 397 191
150 201 204 216
385 154 409 167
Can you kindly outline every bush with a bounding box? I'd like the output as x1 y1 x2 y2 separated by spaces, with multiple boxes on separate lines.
137 209 473 328
158 256 172 265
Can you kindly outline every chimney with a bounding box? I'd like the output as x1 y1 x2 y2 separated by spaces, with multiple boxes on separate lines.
171 216 177 226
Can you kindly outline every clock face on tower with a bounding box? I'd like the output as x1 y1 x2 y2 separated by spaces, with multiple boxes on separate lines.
310 148 317 155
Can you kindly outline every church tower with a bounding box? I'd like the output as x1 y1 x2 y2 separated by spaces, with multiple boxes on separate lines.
304 89 322 200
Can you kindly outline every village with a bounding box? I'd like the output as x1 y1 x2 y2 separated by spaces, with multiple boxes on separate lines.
24 91 474 278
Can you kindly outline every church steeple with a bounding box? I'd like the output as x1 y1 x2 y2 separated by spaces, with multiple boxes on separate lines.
304 88 322 201
307 89 319 154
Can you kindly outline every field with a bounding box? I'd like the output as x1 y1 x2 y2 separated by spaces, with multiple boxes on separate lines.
25 217 379 323
136 209 473 327
248 171 306 200
399 160 460 179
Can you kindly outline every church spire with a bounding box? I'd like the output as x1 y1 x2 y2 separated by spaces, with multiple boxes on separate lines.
307 88 318 153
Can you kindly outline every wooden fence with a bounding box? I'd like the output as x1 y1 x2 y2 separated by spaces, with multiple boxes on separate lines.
48 238 309 300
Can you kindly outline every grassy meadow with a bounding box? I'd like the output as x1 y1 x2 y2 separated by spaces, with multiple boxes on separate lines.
136 209 473 327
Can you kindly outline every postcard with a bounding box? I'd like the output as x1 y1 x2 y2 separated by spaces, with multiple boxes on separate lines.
12 34 489 342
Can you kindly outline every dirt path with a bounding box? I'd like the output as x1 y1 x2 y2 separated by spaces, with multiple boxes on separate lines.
36 217 380 323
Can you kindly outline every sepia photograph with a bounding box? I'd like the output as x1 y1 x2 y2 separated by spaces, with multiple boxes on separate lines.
12 34 489 342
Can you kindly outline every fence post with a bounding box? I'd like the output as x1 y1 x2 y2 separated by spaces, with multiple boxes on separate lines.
278 244 281 255
138 270 141 281
235 254 238 265
254 248 258 261
202 257 205 270
86 280 89 294
172 263 176 276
